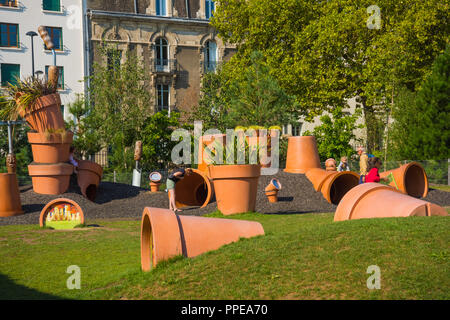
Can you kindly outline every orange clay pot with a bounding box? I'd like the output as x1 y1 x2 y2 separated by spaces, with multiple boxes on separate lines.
27 131 73 163
149 182 161 192
334 183 447 221
140 207 265 271
284 136 321 173
28 163 73 195
0 173 24 217
306 168 359 205
77 160 103 201
264 178 282 203
39 198 85 228
208 164 261 215
197 134 226 175
167 169 213 208
16 93 65 133
380 161 429 198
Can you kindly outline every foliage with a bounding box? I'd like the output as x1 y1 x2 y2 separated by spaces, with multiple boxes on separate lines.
389 46 450 160
304 107 362 162
0 124 32 177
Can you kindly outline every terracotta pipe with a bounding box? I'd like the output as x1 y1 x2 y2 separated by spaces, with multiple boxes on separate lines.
284 136 321 173
197 134 226 176
0 173 24 217
77 160 103 201
380 161 429 198
28 163 73 194
168 169 213 208
39 198 84 229
334 183 447 221
27 131 73 163
306 168 359 205
140 207 265 271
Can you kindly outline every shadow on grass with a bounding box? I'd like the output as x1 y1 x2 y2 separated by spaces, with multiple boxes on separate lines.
0 273 63 300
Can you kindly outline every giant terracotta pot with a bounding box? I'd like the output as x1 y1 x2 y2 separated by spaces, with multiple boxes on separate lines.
306 168 359 205
27 131 73 163
77 160 103 201
140 207 265 271
284 136 321 173
16 93 65 133
334 183 447 221
208 164 261 215
197 134 226 175
380 161 429 198
0 173 24 217
167 169 213 208
28 163 73 195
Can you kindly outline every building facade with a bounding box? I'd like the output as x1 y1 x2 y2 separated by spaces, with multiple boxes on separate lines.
85 0 236 118
0 0 86 121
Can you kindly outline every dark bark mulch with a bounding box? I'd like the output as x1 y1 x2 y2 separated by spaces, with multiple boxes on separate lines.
1 170 449 226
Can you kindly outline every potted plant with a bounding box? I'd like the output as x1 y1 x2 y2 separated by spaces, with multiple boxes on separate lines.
207 135 261 215
0 76 64 133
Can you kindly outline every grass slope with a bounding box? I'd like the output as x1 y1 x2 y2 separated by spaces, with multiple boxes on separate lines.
0 211 448 300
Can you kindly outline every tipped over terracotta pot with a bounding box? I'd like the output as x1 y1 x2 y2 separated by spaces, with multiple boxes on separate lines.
140 207 265 271
77 160 103 201
167 169 213 208
265 178 282 203
0 173 24 217
209 164 261 215
284 136 321 173
380 161 429 198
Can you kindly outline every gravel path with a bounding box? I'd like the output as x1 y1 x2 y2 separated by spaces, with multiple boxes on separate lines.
1 170 449 226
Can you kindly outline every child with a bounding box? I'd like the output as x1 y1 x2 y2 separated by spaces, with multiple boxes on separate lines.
337 156 349 172
325 158 337 171
69 146 79 173
365 157 388 183
167 167 193 212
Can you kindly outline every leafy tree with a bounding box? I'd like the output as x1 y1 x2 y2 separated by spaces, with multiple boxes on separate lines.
0 124 32 177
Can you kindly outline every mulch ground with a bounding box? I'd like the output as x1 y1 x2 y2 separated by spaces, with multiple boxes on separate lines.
1 170 449 226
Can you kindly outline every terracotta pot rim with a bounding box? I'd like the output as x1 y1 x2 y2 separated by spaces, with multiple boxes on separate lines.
39 198 84 227
380 161 429 198
208 164 261 180
27 131 74 144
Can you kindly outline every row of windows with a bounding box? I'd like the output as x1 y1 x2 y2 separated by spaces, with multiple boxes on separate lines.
1 63 64 89
0 0 61 11
0 23 63 50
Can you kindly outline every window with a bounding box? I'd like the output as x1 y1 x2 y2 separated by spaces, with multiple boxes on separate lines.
292 124 302 136
155 38 168 72
204 41 217 72
43 0 61 12
1 63 20 86
156 0 166 16
43 26 63 50
157 84 169 111
205 0 215 19
60 105 64 117
0 1 18 7
0 23 18 47
45 65 64 89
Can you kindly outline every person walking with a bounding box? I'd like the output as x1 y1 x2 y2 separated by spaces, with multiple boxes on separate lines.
357 146 369 184
167 167 192 212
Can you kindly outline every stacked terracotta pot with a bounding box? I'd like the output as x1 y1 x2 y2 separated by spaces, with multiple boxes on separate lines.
20 93 74 195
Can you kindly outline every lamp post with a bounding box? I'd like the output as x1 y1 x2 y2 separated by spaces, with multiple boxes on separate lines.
35 70 43 78
26 31 38 78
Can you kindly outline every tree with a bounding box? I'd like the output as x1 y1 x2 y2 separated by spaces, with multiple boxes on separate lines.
212 0 449 153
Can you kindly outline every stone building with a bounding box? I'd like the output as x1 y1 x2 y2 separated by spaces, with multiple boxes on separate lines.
85 0 236 119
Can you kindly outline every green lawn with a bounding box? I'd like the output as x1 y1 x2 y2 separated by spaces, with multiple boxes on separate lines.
0 210 449 300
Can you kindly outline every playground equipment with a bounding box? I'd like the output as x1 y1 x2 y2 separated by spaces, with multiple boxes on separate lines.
28 163 73 194
0 173 24 217
39 198 84 229
168 169 213 208
334 183 447 221
306 168 359 205
284 136 321 173
380 161 429 198
140 207 265 271
77 160 103 201
265 178 282 203
209 164 261 215
149 171 162 192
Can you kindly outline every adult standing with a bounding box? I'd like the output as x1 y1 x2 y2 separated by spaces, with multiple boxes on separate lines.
167 167 192 212
357 146 369 184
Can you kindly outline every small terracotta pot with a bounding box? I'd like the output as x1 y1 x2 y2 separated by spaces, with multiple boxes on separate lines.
28 163 73 195
39 198 85 228
149 182 161 192
140 207 265 271
265 190 278 203
334 183 447 221
209 164 261 215
27 131 73 163
380 161 429 198
197 134 226 175
17 93 65 133
264 178 282 203
77 160 103 201
306 168 359 205
284 136 321 173
167 169 213 208
0 173 24 217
